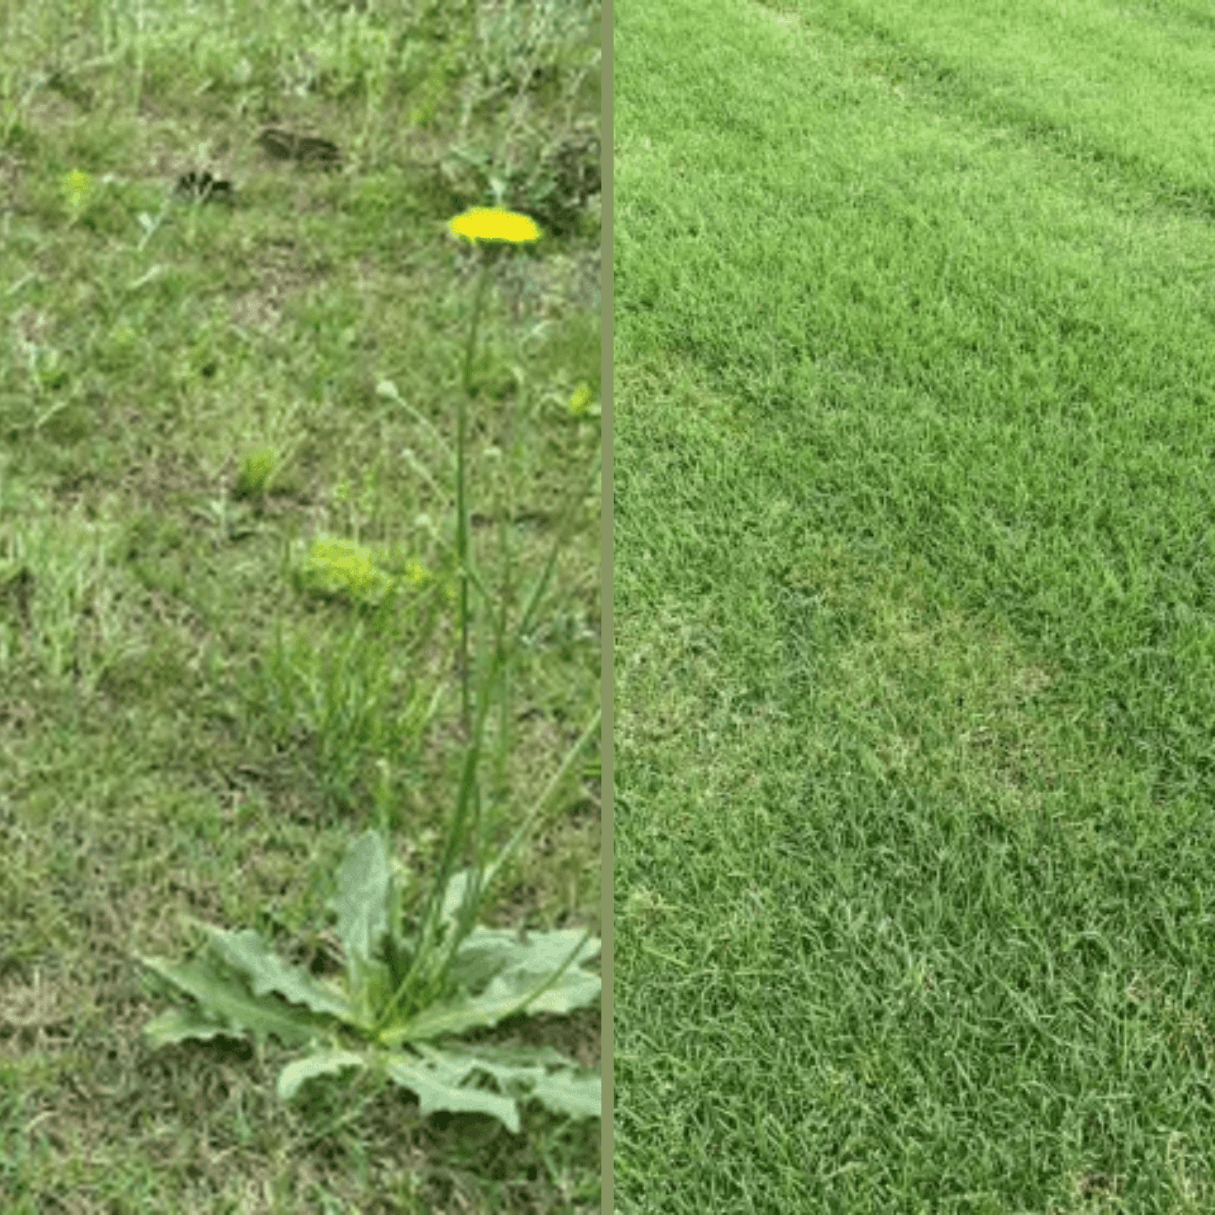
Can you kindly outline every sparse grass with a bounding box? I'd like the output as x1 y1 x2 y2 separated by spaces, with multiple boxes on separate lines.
615 0 1215 1211
0 1 602 1211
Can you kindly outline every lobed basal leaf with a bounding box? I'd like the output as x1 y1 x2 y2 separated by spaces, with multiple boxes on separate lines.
278 1047 368 1101
379 1041 601 1132
137 953 324 1050
191 920 356 1023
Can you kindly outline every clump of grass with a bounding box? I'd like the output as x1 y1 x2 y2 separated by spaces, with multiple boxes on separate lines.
60 168 95 224
233 445 280 500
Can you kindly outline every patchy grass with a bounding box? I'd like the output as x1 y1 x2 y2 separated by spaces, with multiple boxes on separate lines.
615 0 1215 1210
0 0 601 1211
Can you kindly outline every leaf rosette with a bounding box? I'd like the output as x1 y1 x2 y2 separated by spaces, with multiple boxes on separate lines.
137 831 600 1133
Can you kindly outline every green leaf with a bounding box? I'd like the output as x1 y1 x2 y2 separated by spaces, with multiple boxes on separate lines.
191 921 354 1023
450 1043 601 1120
137 954 322 1049
329 831 395 971
327 831 418 1025
141 1005 238 1046
384 1042 600 1131
454 1042 574 1068
443 925 519 989
487 957 602 1017
381 1046 522 1133
379 928 600 1044
440 867 478 926
452 927 600 990
528 1066 601 1120
278 1046 368 1101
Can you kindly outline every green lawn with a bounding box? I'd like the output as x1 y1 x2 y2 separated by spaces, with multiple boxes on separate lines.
0 2 601 1211
614 0 1215 1210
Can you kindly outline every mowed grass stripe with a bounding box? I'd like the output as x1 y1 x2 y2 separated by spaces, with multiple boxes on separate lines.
616 0 1215 1209
809 0 1215 209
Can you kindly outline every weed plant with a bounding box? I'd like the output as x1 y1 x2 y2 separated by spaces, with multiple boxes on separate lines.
135 205 603 1141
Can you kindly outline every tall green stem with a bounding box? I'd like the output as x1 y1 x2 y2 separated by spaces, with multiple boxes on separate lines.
457 255 491 734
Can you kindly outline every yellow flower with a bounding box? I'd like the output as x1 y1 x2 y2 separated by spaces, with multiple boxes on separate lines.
447 207 542 245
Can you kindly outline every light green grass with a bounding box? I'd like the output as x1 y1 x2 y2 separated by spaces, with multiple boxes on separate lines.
615 0 1215 1210
0 1 601 1211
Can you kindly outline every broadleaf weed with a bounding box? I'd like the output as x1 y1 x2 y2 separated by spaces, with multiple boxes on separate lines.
134 207 600 1138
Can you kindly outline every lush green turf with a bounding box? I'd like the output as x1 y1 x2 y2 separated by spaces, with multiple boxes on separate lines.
615 0 1215 1210
0 2 601 1211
